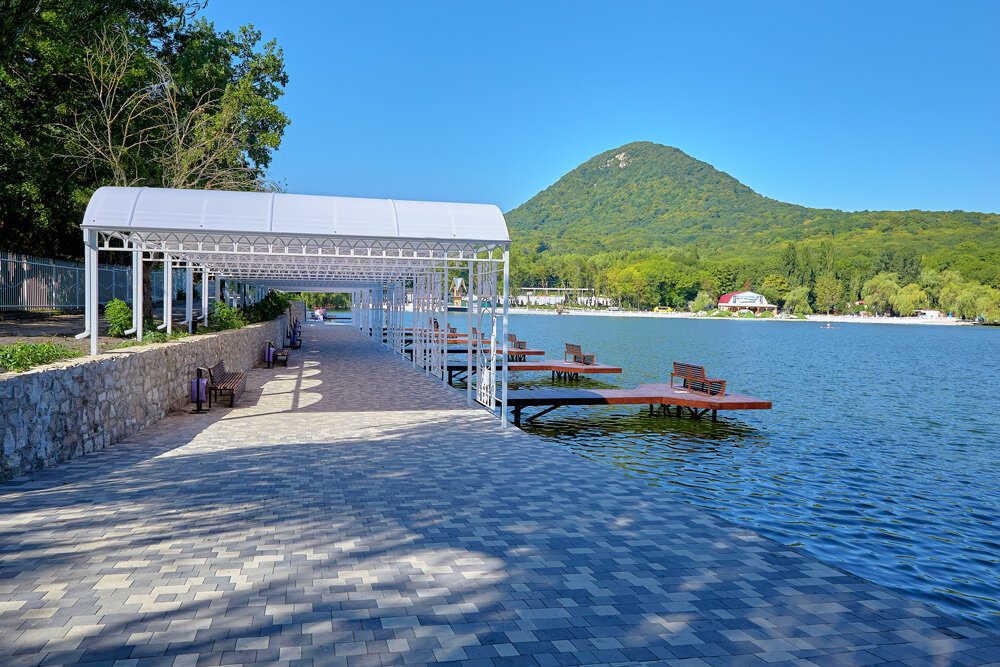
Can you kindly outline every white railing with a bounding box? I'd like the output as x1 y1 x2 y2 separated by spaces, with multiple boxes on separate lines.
0 251 133 310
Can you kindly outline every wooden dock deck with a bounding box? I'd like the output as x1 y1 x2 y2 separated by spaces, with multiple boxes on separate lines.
446 359 622 384
507 382 772 425
405 346 545 360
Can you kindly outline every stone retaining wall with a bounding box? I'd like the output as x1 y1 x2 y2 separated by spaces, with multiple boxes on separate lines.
0 312 290 482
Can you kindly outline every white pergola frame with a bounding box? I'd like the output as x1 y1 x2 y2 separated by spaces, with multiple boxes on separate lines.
77 187 512 426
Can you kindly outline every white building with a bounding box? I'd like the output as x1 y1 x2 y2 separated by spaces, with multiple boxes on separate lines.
717 291 777 314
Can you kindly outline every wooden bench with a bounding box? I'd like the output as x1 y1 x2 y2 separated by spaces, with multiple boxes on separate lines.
287 319 302 349
207 360 246 407
670 362 726 396
265 340 288 368
564 343 595 365
506 333 527 350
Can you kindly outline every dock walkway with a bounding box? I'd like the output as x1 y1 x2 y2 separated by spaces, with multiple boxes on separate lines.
1 324 998 666
507 383 772 424
447 359 622 385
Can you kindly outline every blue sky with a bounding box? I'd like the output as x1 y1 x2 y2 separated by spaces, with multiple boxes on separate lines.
201 1 1000 214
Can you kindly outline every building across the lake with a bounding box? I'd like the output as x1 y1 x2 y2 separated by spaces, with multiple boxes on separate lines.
717 291 777 314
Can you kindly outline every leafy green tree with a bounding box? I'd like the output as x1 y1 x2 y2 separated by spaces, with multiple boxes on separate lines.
814 275 842 314
780 242 798 282
890 283 928 317
938 275 970 315
705 261 741 296
955 290 980 320
689 291 714 312
861 273 900 315
760 273 790 305
0 1 288 268
784 286 813 315
974 287 1000 322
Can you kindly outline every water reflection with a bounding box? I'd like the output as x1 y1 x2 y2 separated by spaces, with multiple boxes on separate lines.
495 314 1000 628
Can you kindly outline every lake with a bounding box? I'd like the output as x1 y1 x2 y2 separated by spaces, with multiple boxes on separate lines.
500 313 1000 628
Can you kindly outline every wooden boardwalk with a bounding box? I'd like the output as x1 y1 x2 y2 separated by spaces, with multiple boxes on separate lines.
405 346 545 361
447 359 621 385
507 382 772 424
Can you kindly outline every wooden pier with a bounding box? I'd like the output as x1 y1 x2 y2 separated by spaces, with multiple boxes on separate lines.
405 346 545 361
446 359 622 385
507 383 772 425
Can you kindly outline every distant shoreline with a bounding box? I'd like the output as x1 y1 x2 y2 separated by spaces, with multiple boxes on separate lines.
507 308 973 326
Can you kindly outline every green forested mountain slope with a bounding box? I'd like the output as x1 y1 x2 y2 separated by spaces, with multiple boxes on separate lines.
506 141 1000 257
505 142 1000 318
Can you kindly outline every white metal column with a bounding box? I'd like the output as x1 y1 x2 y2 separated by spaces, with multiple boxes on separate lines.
89 232 99 356
466 260 473 406
184 262 194 332
501 248 510 428
202 270 210 326
159 256 172 333
77 229 99 356
124 246 140 336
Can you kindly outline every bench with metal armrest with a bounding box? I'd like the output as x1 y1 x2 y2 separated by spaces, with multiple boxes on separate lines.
265 340 289 368
564 343 595 366
670 362 726 396
207 360 246 407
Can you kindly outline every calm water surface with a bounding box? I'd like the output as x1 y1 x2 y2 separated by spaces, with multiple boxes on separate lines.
503 313 1000 628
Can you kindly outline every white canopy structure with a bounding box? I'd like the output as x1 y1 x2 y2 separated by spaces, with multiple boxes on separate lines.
78 186 512 423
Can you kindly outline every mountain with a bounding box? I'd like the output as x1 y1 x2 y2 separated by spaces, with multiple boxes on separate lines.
505 141 1000 258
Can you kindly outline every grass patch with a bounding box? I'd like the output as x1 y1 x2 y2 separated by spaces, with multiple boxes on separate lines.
0 341 85 372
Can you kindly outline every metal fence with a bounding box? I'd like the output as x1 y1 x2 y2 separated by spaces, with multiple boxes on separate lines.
0 251 134 310
1 251 218 311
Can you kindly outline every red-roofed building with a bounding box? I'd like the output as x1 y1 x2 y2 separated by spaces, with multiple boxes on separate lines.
717 291 777 314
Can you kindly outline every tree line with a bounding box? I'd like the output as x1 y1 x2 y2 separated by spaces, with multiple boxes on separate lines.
1 0 290 317
511 239 1000 322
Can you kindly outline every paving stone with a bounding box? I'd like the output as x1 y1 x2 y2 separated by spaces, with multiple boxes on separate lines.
1 323 999 666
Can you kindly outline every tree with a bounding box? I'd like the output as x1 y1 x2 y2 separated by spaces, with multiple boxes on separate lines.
760 273 790 303
955 289 980 320
814 275 842 314
784 286 812 315
890 283 928 317
689 291 713 313
0 1 288 271
57 30 164 188
861 273 900 315
705 261 740 296
780 242 797 281
0 0 191 258
56 17 288 318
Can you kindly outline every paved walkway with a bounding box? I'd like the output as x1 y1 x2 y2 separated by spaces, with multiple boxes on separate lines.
2 324 999 667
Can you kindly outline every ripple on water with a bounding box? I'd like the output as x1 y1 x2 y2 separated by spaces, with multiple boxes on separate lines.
505 314 1000 628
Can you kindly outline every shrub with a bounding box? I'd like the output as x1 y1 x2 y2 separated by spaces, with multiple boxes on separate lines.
104 298 133 337
243 290 290 324
209 301 248 330
0 341 84 372
738 311 756 318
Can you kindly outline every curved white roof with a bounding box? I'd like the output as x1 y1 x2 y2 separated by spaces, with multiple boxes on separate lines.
82 186 509 244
